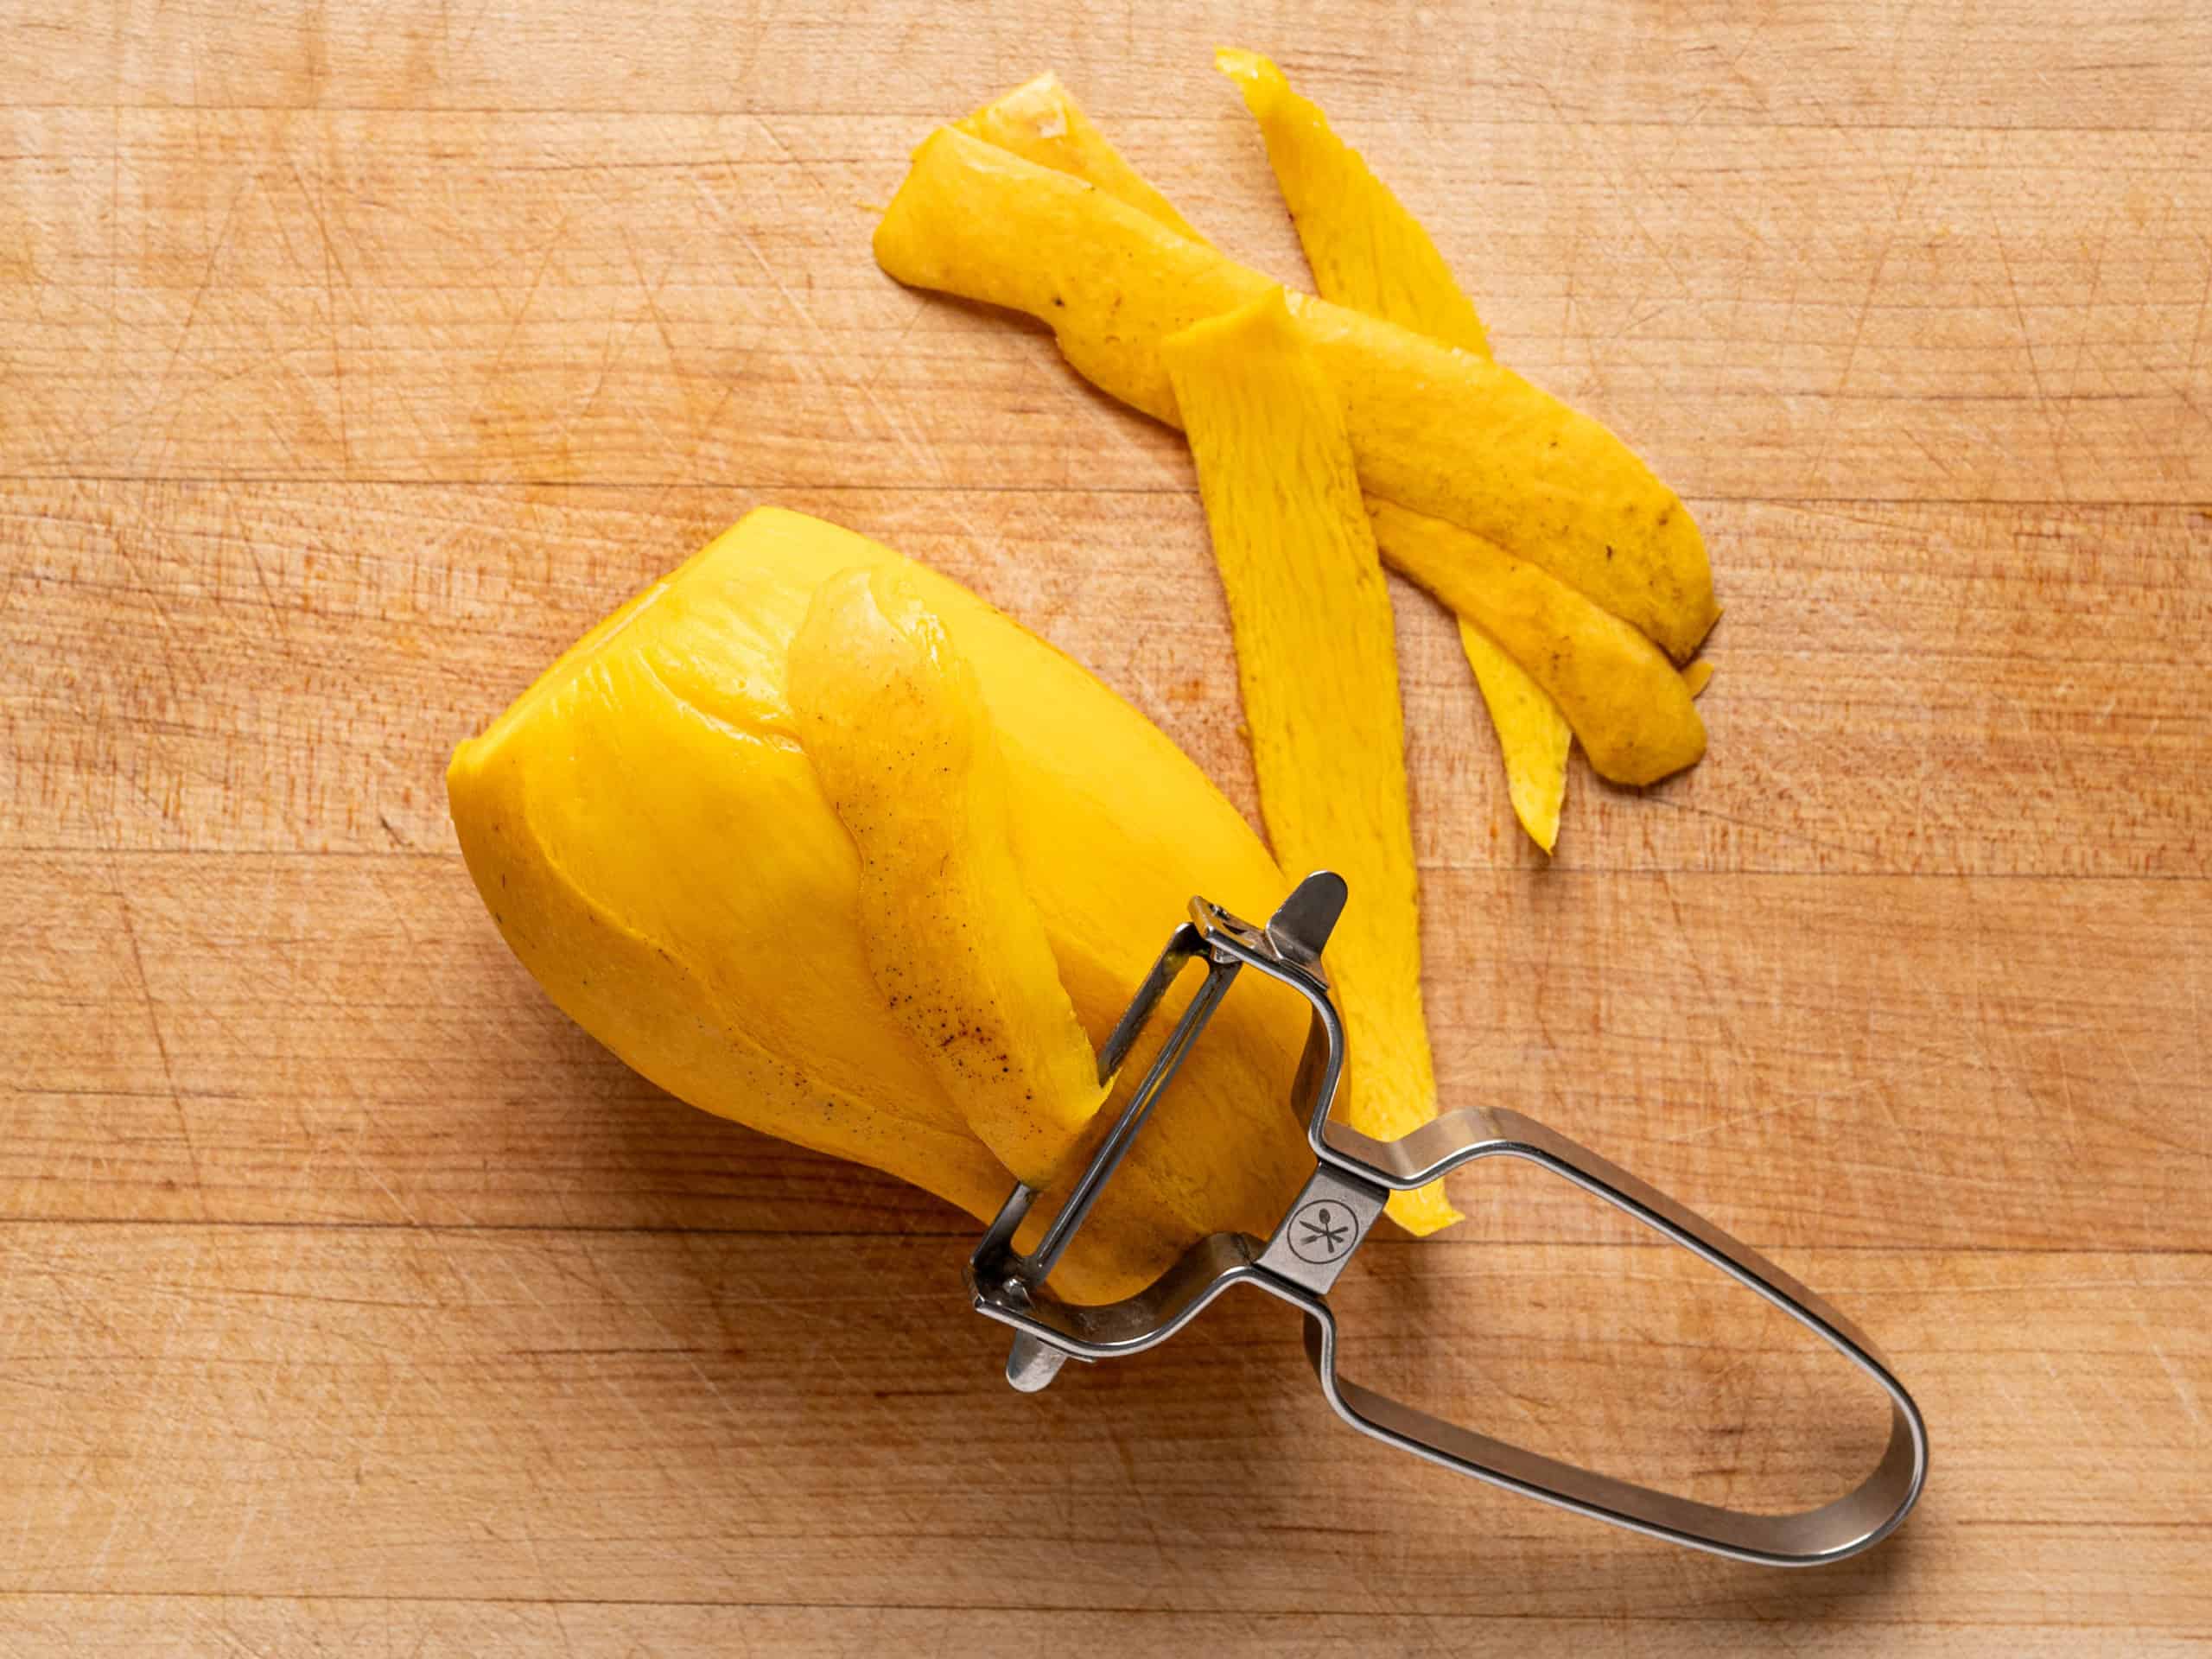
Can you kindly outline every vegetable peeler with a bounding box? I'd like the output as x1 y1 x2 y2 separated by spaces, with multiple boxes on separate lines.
967 872 1929 1566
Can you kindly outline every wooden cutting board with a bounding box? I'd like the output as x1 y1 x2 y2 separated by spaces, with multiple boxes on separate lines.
3 3 2207 1653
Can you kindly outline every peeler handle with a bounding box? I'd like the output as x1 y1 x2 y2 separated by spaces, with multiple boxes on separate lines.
1301 1105 1930 1567
969 875 1928 1565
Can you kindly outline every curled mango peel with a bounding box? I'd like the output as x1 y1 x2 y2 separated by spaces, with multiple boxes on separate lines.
1372 500 1707 785
955 72 1206 245
789 564 1109 1189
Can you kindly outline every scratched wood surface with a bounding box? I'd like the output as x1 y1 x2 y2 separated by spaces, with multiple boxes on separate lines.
3 3 2209 1654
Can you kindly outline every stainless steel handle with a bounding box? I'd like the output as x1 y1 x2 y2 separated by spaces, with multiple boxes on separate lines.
967 874 1930 1567
1305 1107 1929 1567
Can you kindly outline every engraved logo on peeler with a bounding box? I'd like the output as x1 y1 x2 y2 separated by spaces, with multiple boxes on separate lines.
1287 1198 1358 1265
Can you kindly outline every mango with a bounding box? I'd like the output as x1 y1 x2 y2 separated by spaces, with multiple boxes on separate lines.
447 507 1316 1303
955 71 1206 245
788 565 1109 1190
1371 500 1707 786
1215 48 1491 358
1459 621 1573 852
934 88 1707 798
1217 48 1580 849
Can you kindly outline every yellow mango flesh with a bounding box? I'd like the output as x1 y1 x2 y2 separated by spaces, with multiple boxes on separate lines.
955 72 1206 245
1163 290 1459 1236
446 506 1315 1304
788 565 1108 1189
874 126 1719 662
1216 48 1577 849
1371 500 1707 785
1683 658 1717 699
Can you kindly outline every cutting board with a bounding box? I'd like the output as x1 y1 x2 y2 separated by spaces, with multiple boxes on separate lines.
3 3 2208 1654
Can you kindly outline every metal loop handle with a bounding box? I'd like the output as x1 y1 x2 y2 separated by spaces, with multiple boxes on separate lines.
967 873 1929 1566
1306 1109 1929 1567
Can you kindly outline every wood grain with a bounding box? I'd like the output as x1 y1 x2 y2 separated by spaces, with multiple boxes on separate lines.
5 850 2205 1254
4 109 2209 502
2 3 2208 1655
10 482 2207 874
0 1227 2203 1621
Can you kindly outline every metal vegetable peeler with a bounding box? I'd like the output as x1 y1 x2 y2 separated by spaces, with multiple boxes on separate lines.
967 872 1929 1567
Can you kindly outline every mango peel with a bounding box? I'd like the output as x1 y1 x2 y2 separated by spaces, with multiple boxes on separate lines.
954 71 1206 245
788 564 1109 1189
1214 48 1580 849
874 125 1719 664
1215 48 1491 359
1459 621 1573 852
1163 289 1459 1236
887 114 1707 796
1372 499 1707 785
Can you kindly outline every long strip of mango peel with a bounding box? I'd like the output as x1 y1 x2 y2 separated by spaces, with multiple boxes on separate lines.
874 125 1719 664
1216 48 1491 359
912 101 1705 788
1373 499 1706 785
787 564 1109 1189
1162 289 1460 1236
1215 47 1581 849
950 79 1460 1221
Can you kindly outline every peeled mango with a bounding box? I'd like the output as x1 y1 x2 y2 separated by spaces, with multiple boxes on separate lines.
447 507 1319 1304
